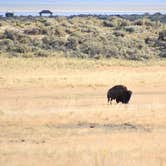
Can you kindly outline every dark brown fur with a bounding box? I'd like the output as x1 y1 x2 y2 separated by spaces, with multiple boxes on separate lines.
107 85 132 104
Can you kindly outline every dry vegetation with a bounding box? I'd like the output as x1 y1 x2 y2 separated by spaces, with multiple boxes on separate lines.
0 57 166 166
0 13 166 60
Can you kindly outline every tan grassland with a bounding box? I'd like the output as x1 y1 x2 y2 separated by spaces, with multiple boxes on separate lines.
0 57 166 166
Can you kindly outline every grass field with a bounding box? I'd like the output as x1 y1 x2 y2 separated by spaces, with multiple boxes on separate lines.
0 57 166 166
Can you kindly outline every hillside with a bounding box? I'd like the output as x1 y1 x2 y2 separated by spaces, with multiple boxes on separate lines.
0 14 166 60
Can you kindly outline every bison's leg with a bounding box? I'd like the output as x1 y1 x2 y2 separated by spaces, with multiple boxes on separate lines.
121 97 128 104
107 97 110 104
110 98 114 104
107 97 113 104
116 98 120 103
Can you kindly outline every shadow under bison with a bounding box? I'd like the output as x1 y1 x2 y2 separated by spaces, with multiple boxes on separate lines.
107 85 132 104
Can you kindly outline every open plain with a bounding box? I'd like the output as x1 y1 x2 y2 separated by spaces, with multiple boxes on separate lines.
0 57 166 166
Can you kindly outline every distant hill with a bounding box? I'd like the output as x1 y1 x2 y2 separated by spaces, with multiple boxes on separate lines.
121 13 166 23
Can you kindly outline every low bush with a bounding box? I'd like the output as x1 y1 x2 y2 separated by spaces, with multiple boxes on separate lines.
113 31 125 37
0 39 14 50
158 30 166 41
24 28 42 35
0 15 165 60
35 49 50 57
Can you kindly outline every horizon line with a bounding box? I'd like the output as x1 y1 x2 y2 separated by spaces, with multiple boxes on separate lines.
0 9 166 13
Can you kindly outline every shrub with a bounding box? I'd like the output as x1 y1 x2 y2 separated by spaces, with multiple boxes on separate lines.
159 51 166 57
11 44 31 53
145 37 155 46
3 30 31 43
35 49 50 57
158 30 166 41
22 52 34 58
44 21 52 27
65 37 79 50
103 17 126 28
104 46 119 58
120 19 131 27
124 26 135 33
54 27 66 37
134 19 144 26
41 36 66 50
125 49 151 60
24 28 42 35
134 18 154 26
113 31 125 37
144 19 155 26
103 20 114 27
3 30 17 40
0 39 14 50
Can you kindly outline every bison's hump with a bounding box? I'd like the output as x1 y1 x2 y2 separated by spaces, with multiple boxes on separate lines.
107 85 132 104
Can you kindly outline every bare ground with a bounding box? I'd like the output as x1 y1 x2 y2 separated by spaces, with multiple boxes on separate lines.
0 60 166 166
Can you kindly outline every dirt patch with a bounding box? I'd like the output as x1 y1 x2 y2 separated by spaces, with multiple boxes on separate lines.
46 122 150 132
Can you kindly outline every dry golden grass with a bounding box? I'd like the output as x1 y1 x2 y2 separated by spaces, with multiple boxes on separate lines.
0 57 166 88
0 57 166 166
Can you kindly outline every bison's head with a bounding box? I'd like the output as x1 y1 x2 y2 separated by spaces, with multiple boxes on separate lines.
122 90 132 104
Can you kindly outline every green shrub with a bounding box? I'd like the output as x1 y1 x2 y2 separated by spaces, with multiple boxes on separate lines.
124 26 135 33
104 17 131 28
22 52 34 58
158 30 166 41
54 27 66 37
159 51 166 57
3 30 31 44
0 39 14 50
144 18 155 26
35 49 50 57
11 44 31 53
103 20 114 27
145 37 155 46
41 36 66 50
66 37 79 50
113 31 125 37
24 28 42 35
120 19 131 27
3 30 17 40
0 15 165 60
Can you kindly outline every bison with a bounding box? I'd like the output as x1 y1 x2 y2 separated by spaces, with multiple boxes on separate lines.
107 85 132 104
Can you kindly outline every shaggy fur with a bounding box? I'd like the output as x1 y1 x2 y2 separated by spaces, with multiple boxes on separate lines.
107 85 132 104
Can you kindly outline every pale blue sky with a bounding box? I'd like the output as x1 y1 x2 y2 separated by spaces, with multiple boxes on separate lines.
0 0 165 12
